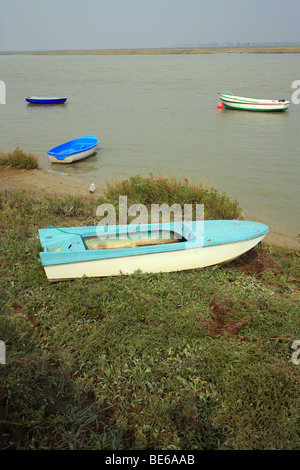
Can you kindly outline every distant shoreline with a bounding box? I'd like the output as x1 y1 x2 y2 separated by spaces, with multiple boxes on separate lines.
1 45 300 55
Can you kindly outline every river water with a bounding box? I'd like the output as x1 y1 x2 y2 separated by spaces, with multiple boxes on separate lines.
0 53 299 243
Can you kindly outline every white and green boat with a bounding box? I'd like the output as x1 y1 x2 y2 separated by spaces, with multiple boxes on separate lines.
218 92 289 111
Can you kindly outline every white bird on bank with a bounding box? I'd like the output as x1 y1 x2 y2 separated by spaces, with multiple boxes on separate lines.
89 183 96 193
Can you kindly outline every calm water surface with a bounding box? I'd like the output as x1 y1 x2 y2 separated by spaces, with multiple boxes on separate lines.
0 53 299 241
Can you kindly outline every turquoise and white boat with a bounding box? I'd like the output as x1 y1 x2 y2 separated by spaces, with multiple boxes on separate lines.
218 92 289 111
38 220 269 281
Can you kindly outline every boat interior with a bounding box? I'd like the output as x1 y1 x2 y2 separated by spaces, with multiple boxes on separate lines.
82 229 186 250
45 229 187 252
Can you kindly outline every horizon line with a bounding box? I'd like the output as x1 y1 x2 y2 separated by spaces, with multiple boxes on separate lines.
1 43 300 55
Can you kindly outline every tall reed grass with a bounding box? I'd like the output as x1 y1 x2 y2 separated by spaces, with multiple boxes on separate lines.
0 147 39 169
102 173 242 220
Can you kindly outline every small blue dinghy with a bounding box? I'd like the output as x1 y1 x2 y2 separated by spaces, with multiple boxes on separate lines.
38 220 269 281
25 96 67 104
47 135 98 163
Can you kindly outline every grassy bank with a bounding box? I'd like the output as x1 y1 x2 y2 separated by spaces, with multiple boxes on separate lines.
0 178 299 450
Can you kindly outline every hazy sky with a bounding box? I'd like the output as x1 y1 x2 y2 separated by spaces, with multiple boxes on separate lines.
0 0 299 52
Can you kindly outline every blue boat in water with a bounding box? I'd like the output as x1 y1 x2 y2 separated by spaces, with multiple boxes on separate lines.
25 96 67 104
38 220 269 281
47 135 98 163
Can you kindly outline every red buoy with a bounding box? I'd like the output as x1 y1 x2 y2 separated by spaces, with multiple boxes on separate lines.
217 102 224 109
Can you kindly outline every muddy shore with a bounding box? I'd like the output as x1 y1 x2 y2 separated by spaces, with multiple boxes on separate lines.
0 167 99 200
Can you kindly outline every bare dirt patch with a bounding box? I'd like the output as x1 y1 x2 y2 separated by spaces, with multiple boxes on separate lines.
0 168 99 200
230 246 283 276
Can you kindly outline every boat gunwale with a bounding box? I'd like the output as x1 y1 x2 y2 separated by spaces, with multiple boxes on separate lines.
25 96 67 99
38 221 269 267
217 92 289 105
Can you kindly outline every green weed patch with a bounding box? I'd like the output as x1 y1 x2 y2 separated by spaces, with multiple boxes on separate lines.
0 148 39 169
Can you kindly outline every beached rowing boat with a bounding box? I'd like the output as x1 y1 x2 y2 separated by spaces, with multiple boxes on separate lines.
47 135 98 163
38 220 269 281
25 96 67 104
217 92 289 111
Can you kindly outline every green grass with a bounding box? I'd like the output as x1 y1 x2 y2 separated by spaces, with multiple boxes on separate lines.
0 147 39 169
100 173 242 221
0 185 299 450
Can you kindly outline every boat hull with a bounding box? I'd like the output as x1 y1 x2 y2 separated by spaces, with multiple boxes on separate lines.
218 93 289 111
25 97 67 104
42 235 266 281
38 220 269 281
47 135 98 163
48 145 97 163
